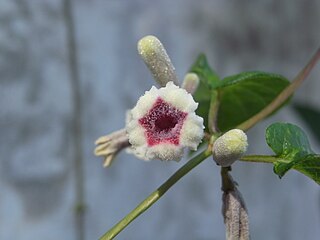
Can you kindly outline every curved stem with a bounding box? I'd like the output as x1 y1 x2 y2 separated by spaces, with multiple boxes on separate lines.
100 149 212 240
240 155 278 163
237 48 320 131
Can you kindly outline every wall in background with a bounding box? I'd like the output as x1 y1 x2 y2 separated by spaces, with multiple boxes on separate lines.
0 1 319 239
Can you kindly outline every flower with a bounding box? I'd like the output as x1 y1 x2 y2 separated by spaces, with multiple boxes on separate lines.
94 129 130 167
126 81 204 161
212 129 248 167
95 35 204 166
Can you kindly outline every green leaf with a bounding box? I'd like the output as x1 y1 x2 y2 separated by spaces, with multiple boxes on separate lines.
293 154 320 184
293 103 320 144
189 54 220 88
266 122 312 157
195 99 210 130
189 54 220 130
266 122 320 184
217 72 290 131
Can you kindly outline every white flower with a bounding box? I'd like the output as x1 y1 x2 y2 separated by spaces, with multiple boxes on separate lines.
126 81 204 161
213 129 248 167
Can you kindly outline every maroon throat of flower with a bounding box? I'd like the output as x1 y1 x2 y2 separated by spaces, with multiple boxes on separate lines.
139 97 188 146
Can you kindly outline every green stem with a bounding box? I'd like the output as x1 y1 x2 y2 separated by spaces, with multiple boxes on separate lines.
208 90 220 134
220 167 235 192
240 155 278 163
237 48 320 131
100 149 212 240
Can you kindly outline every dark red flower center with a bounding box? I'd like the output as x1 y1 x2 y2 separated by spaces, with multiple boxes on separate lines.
139 97 187 146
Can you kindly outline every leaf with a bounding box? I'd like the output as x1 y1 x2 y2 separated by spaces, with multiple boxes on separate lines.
293 103 320 144
266 122 312 157
293 154 320 184
195 98 211 130
189 53 220 88
266 122 320 184
217 72 290 131
189 54 220 130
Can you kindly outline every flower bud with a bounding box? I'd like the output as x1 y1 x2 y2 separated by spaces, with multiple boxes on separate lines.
182 73 200 95
213 129 248 167
94 129 130 167
137 35 179 87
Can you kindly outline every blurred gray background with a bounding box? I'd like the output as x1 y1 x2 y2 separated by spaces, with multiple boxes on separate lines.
0 0 319 239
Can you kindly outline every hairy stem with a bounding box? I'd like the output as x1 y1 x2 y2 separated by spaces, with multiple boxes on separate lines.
100 149 212 240
208 90 220 134
240 155 278 163
221 167 236 191
237 48 320 131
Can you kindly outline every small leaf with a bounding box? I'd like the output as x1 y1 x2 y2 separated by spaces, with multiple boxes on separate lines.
266 122 312 157
266 122 320 184
189 54 220 88
217 72 290 131
189 54 220 130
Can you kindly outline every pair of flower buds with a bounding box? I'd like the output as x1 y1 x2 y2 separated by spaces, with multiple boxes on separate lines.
95 36 248 167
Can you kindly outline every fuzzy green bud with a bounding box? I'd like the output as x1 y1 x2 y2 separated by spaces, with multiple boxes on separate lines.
137 35 179 87
213 129 248 167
